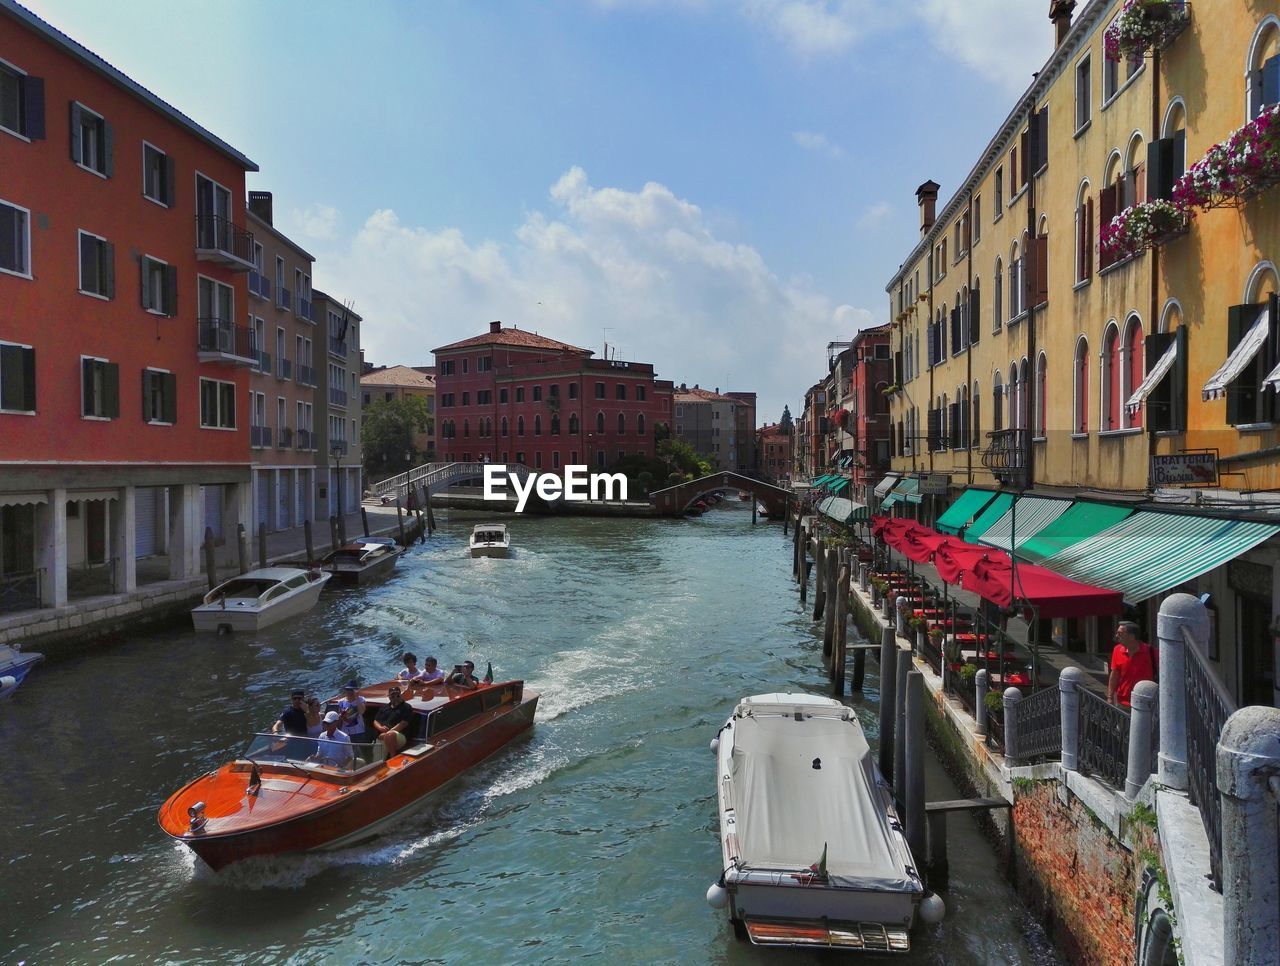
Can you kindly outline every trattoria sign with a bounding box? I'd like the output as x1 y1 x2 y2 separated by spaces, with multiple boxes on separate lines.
1150 453 1218 486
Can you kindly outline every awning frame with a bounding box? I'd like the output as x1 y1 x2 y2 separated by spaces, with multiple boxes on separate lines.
1203 306 1269 400
1127 338 1178 413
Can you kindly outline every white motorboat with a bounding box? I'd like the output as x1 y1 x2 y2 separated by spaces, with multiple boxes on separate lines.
709 693 939 952
191 567 331 633
0 645 43 699
320 537 404 586
469 524 511 558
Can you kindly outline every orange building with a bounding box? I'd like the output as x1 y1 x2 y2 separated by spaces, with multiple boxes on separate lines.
0 0 257 610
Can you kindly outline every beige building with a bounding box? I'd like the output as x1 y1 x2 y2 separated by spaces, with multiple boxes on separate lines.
360 365 436 459
673 385 737 470
314 291 363 516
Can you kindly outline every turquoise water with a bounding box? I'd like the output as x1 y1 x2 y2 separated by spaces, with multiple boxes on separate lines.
0 506 1057 964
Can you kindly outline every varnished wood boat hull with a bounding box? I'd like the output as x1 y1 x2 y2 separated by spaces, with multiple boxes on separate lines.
324 550 403 586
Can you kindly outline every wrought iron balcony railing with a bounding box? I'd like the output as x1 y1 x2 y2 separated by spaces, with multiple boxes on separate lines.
980 428 1029 483
195 214 254 270
197 317 257 365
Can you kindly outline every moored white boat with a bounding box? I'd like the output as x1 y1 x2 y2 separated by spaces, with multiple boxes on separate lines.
709 693 940 952
191 567 331 633
469 524 511 558
0 645 43 699
320 537 404 586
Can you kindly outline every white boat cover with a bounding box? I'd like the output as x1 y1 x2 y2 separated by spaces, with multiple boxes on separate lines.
728 701 915 893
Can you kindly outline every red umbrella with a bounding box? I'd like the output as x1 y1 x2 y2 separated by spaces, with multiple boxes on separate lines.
933 542 1006 585
960 555 1123 618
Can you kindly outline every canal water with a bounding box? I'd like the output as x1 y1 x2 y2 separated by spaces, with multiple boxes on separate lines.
0 506 1059 965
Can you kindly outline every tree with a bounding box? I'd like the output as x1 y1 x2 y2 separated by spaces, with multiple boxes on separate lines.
361 397 434 478
657 437 712 478
779 405 794 433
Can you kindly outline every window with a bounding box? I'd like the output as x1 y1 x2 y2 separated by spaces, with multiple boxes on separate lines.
534 414 542 436
499 388 508 404
971 381 981 447
1123 315 1145 429
1075 181 1094 283
1035 353 1048 439
1152 102 1188 201
462 358 468 374
439 393 454 408
568 383 578 400
1248 22 1280 118
0 198 30 276
440 360 455 376
515 387 525 403
1075 55 1092 131
1009 146 1019 196
992 372 1004 433
1008 242 1024 319
1122 135 1147 210
517 415 525 436
141 256 176 315
994 168 1003 216
478 356 492 372
637 413 645 436
550 414 560 435
461 392 469 406
973 196 981 242
79 357 118 419
617 413 625 434
463 419 469 438
1102 322 1121 430
200 377 236 429
142 142 173 206
569 413 579 434
78 231 114 299
1103 41 1120 102
0 341 35 412
549 384 559 398
501 416 509 437
70 102 111 176
595 382 605 399
596 412 605 433
274 256 287 309
0 60 44 140
993 259 1003 331
141 368 176 424
532 386 542 402
636 386 646 401
553 452 561 469
477 390 492 405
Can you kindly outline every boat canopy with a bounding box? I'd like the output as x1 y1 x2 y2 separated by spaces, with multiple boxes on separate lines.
728 705 915 893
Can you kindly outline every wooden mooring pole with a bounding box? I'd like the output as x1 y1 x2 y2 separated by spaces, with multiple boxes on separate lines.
425 487 437 533
304 519 315 563
831 556 850 696
396 503 407 547
822 545 838 659
813 542 826 622
329 515 340 552
361 506 371 537
257 524 268 569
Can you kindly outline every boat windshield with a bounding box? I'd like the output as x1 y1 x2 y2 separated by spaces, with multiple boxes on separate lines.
212 578 277 599
241 733 386 772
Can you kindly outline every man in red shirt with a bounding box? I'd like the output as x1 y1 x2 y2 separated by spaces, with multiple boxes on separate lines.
1107 621 1158 708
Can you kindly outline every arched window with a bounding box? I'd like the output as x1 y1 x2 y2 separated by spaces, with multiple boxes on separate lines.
534 414 542 436
1074 337 1090 434
569 413 580 435
992 371 1004 433
551 415 560 435
1009 241 1022 319
501 416 509 437
1124 133 1146 208
1161 99 1188 186
993 258 1003 331
1007 364 1019 431
463 419 469 438
1035 352 1048 439
517 415 525 437
970 278 981 341
971 380 981 447
637 413 645 436
1123 314 1145 429
1102 321 1121 431
1247 18 1280 120
596 411 605 434
1159 298 1182 335
617 412 625 435
1075 179 1093 283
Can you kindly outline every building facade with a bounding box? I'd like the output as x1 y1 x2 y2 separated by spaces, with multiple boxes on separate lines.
847 325 893 505
360 364 436 460
433 321 667 472
757 423 793 483
673 385 738 470
314 291 363 518
246 192 319 535
725 391 757 472
0 0 258 609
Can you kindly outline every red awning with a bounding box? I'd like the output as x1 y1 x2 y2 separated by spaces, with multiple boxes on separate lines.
933 542 1006 584
960 556 1124 618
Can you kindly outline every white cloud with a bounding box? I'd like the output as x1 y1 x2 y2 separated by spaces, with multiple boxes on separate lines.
302 168 873 420
291 202 342 242
914 0 1050 94
792 130 844 158
855 200 892 231
740 0 864 57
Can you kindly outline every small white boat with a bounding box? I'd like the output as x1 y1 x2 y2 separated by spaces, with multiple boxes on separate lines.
320 537 404 586
469 524 511 559
709 693 939 952
0 645 43 699
191 567 331 633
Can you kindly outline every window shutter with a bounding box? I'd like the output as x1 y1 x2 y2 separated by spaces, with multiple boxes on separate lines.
894 350 903 385
1036 107 1048 173
1034 234 1049 306
969 288 981 343
950 307 960 354
1173 130 1186 181
927 325 937 368
141 369 153 421
1225 303 1261 426
103 241 115 299
1135 162 1146 206
82 359 93 416
927 408 941 451
1171 326 1187 432
69 102 81 164
1148 138 1175 201
1264 54 1280 108
972 396 981 447
1019 130 1029 186
103 362 119 418
139 256 152 310
10 345 36 411
165 265 178 316
103 119 114 177
1085 197 1094 277
163 155 176 207
23 76 44 139
1098 185 1116 269
949 402 961 447
1144 332 1174 432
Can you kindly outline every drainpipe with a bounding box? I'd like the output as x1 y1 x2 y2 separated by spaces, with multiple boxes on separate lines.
965 189 974 484
1025 103 1038 492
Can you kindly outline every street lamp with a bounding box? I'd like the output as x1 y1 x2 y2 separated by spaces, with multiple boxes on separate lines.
331 440 346 544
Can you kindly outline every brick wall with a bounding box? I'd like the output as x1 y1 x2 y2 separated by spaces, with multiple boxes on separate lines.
1012 782 1136 965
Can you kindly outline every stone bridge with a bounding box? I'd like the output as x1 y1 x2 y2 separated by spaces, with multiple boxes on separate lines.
649 472 791 518
369 461 532 505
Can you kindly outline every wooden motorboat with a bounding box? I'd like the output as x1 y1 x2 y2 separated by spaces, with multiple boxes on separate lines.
191 567 331 633
320 537 404 586
709 693 940 952
469 523 510 558
0 645 43 699
158 677 538 870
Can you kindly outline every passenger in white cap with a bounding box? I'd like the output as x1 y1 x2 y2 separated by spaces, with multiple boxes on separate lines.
309 711 353 769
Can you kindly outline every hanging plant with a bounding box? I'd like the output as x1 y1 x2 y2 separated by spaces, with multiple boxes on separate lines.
1104 0 1190 63
1099 198 1190 261
1172 105 1280 210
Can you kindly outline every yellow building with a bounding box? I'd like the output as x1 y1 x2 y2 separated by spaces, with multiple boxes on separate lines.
882 0 1280 706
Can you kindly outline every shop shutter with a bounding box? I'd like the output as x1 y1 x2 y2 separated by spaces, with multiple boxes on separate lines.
277 470 291 529
134 486 159 557
203 485 223 540
256 473 270 531
296 472 309 527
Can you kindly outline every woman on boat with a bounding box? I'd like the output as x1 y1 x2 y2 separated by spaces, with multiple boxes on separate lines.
304 695 325 737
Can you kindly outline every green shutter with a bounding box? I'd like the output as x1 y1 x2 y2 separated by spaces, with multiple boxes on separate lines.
69 101 81 164
103 241 115 299
163 154 176 207
103 362 119 418
21 346 34 411
163 373 177 424
82 359 94 416
1225 304 1260 426
165 265 177 317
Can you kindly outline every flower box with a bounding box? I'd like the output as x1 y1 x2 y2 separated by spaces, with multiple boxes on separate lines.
1173 105 1280 211
1104 0 1190 63
1100 198 1190 261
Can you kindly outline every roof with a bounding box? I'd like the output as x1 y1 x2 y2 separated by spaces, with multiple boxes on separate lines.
361 365 435 389
433 328 590 355
1 0 257 171
674 386 736 403
245 209 315 263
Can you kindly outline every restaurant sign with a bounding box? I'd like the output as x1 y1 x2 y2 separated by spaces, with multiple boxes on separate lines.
1150 453 1218 486
919 474 950 495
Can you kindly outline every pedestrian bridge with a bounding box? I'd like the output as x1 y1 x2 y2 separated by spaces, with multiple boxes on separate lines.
649 472 791 518
369 461 532 505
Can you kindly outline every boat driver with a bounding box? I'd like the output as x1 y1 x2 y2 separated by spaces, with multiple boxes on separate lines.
371 686 416 755
309 712 354 770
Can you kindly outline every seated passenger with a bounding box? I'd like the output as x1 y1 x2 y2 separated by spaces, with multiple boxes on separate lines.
447 661 480 690
338 680 368 746
397 652 424 684
272 690 309 736
310 712 354 769
371 685 416 755
419 656 445 685
305 695 325 737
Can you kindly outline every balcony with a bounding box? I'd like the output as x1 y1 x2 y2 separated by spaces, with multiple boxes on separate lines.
297 297 312 321
277 286 292 312
328 336 348 359
296 429 314 451
296 364 316 387
329 387 349 407
250 425 272 448
195 214 254 271
255 349 271 373
277 427 294 449
980 428 1029 486
248 271 272 301
277 358 292 381
331 440 349 456
197 317 257 366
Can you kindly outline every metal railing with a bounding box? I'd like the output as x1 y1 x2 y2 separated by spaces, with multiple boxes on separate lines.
329 388 348 407
250 425 272 448
247 270 271 300
1185 633 1235 891
296 364 316 387
0 568 42 613
277 427 294 448
297 297 312 321
980 428 1029 483
197 317 255 360
256 349 271 372
329 336 348 358
278 358 292 380
1009 684 1062 763
370 461 532 504
195 214 254 264
1077 687 1130 790
277 286 292 312
296 429 314 451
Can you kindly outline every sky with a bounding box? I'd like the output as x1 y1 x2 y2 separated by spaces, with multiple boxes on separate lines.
23 0 1051 424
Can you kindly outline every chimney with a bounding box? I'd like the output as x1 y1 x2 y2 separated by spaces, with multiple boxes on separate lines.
1049 0 1075 47
248 191 273 225
916 181 940 237
489 320 501 334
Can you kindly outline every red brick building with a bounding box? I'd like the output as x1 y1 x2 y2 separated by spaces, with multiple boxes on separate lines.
847 324 893 505
757 423 792 483
0 0 258 608
433 322 670 471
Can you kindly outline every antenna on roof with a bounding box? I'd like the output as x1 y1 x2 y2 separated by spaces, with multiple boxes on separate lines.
337 300 354 341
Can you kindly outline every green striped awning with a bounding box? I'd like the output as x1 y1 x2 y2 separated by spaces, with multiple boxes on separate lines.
977 496 1074 552
963 492 1015 544
1039 510 1280 602
936 489 999 535
818 496 869 524
811 474 832 487
897 476 922 505
1017 502 1134 564
829 476 850 494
